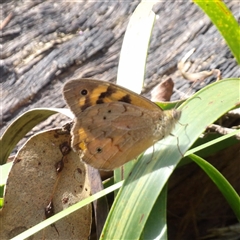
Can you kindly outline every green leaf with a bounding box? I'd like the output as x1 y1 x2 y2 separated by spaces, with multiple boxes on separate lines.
11 181 123 240
100 78 240 239
187 131 240 158
141 184 168 240
179 129 240 167
185 129 240 156
194 0 240 63
115 1 156 182
117 1 156 93
0 108 73 165
0 162 13 201
0 162 12 186
188 154 240 221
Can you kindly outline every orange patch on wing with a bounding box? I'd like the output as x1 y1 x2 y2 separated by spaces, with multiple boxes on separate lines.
109 92 128 101
79 141 87 151
78 97 86 107
91 85 108 102
78 128 88 140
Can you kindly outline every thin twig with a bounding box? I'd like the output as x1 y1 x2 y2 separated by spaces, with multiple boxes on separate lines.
227 108 240 118
207 124 240 140
0 12 13 30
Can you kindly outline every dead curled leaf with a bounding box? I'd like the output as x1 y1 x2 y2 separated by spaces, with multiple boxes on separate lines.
178 60 221 82
177 48 221 83
0 128 92 239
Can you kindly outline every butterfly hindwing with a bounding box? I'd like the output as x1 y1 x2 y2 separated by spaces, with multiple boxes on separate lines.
71 102 162 170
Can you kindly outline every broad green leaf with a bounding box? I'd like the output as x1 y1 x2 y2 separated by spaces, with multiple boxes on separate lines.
0 108 73 165
0 162 13 186
100 78 240 239
1 162 13 207
141 184 168 240
117 1 156 93
115 0 185 183
115 1 157 182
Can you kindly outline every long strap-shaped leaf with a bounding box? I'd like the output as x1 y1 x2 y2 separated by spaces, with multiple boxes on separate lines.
194 0 240 64
188 153 240 221
0 108 73 165
100 78 240 240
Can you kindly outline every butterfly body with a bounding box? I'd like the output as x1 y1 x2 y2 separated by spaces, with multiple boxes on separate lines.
63 79 181 170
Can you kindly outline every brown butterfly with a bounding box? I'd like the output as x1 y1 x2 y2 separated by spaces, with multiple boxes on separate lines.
63 78 181 170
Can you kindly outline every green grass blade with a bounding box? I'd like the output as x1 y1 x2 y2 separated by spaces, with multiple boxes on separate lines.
185 129 240 156
11 181 123 240
194 0 240 63
188 154 240 221
115 1 156 181
117 1 156 93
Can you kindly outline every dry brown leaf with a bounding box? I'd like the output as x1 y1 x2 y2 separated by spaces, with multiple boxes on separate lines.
88 166 109 239
151 77 174 102
0 128 92 239
178 61 221 82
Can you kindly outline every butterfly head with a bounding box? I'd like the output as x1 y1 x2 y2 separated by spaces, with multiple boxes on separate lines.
154 109 181 140
171 109 182 122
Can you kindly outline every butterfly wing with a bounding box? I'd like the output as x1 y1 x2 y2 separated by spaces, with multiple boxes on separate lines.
62 78 181 170
71 102 165 170
63 78 160 118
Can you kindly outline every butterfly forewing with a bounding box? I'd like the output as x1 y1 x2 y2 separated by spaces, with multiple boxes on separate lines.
63 78 160 115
